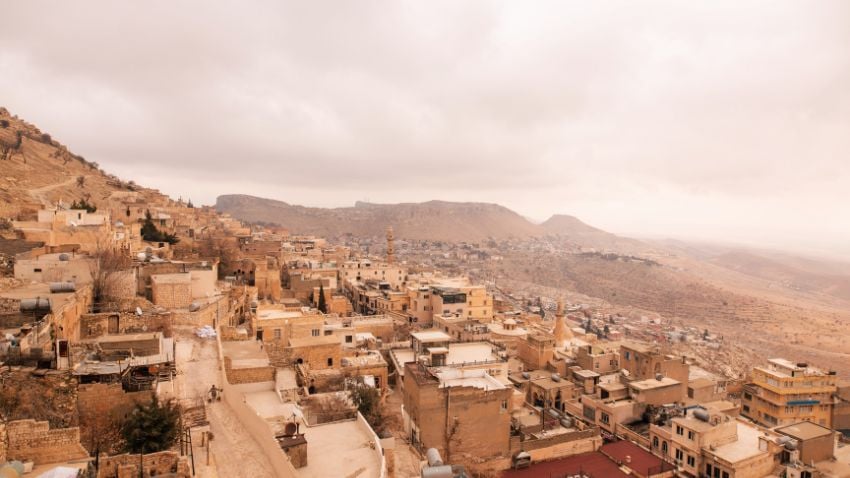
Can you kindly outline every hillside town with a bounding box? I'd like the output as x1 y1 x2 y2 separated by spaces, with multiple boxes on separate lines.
1 190 849 478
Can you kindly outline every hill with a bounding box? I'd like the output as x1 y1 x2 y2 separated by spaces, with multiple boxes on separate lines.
540 214 652 254
0 107 163 220
216 194 543 241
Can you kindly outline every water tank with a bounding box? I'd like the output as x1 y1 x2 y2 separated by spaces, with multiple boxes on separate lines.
189 302 201 312
421 465 453 478
49 282 76 293
551 373 561 382
692 409 710 422
20 298 51 311
521 372 531 379
137 252 147 261
426 448 443 467
655 373 664 381
58 253 70 261
560 417 573 428
548 408 560 418
784 439 798 451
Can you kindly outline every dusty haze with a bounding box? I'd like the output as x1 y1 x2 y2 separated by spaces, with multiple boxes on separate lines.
2 1 849 257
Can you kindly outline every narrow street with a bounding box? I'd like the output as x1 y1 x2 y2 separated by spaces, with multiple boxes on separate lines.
167 328 277 478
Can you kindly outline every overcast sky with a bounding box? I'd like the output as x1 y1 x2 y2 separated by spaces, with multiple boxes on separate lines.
2 1 849 257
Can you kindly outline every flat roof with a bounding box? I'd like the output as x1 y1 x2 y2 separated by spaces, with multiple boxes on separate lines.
710 422 768 463
776 421 834 441
446 342 499 364
411 330 452 342
630 376 681 391
257 309 305 320
574 369 601 379
97 332 159 343
601 441 672 477
295 418 383 478
501 451 629 478
222 340 270 368
435 368 505 391
508 370 552 383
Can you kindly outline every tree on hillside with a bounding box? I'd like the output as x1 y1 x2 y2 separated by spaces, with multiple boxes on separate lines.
121 396 180 454
70 197 97 213
141 210 179 244
318 284 327 313
89 243 131 312
76 175 86 188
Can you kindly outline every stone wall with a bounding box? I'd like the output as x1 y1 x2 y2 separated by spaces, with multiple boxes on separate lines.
151 279 192 309
0 420 6 463
171 295 229 327
80 311 173 339
223 356 275 384
220 325 250 341
77 383 152 421
0 297 20 314
5 419 89 465
77 383 152 453
97 450 190 478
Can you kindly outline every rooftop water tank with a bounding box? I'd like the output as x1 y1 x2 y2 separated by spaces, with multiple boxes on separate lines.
49 282 76 293
693 409 710 422
421 465 453 478
426 448 443 467
20 298 51 311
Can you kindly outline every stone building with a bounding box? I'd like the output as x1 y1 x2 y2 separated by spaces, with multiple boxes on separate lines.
741 358 838 428
402 362 512 464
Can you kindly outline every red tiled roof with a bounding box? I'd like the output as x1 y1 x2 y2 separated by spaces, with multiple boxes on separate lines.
501 451 629 478
601 440 673 478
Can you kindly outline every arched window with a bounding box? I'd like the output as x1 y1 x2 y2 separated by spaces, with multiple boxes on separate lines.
652 437 659 449
661 441 668 454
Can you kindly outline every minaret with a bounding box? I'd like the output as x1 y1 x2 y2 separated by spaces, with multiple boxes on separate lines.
386 226 395 265
553 298 574 348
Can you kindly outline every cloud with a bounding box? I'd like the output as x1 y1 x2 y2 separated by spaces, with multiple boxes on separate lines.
1 0 849 255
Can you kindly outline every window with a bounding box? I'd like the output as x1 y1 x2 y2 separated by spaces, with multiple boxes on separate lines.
687 455 695 467
311 329 320 337
722 472 729 478
661 442 668 454
33 268 42 273
624 351 631 360
327 358 333 367
687 430 695 440
324 330 333 336
273 329 281 339
500 400 508 412
652 437 659 449
600 412 610 424
675 448 683 461
345 335 353 343
706 464 712 475
676 425 684 436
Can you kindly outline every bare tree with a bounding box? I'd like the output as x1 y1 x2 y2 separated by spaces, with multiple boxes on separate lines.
89 243 132 312
76 175 86 188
